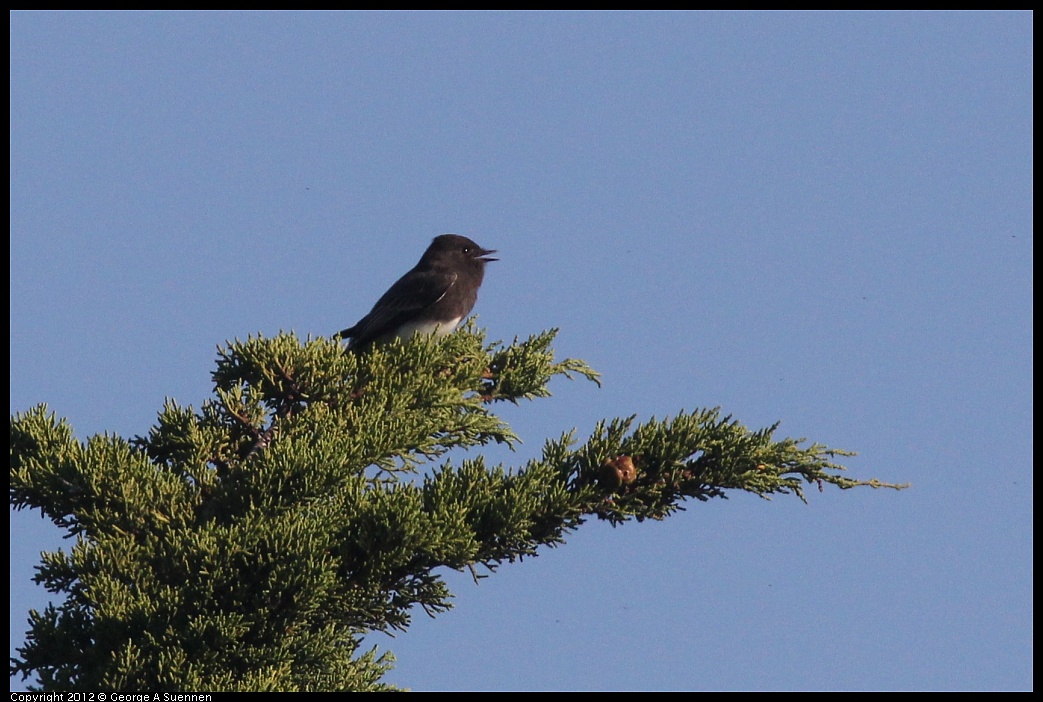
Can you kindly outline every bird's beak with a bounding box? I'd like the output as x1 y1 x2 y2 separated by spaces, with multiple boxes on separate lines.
478 248 498 262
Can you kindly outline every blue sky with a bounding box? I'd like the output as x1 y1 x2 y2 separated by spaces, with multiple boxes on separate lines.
10 11 1032 691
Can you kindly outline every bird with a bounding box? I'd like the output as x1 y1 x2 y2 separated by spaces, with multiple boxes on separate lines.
338 234 497 350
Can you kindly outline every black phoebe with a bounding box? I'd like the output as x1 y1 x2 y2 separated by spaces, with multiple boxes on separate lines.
338 234 497 349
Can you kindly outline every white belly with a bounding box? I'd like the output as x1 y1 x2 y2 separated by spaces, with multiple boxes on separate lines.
392 316 463 341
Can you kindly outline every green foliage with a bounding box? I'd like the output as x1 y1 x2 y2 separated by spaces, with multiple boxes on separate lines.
10 327 905 691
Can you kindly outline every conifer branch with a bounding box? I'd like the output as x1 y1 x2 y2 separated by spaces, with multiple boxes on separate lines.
10 328 904 691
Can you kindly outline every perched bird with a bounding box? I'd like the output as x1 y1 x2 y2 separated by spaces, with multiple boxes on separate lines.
338 234 497 349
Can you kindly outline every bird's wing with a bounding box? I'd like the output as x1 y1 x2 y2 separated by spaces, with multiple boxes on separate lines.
341 269 457 345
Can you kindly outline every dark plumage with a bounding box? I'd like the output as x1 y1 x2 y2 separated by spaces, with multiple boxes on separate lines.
339 234 497 349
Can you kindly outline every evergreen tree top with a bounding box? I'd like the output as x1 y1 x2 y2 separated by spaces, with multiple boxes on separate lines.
10 327 905 691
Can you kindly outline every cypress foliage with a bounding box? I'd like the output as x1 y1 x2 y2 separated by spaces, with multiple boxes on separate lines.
10 327 905 691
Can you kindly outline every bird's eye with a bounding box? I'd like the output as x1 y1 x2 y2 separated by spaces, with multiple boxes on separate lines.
462 246 471 254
